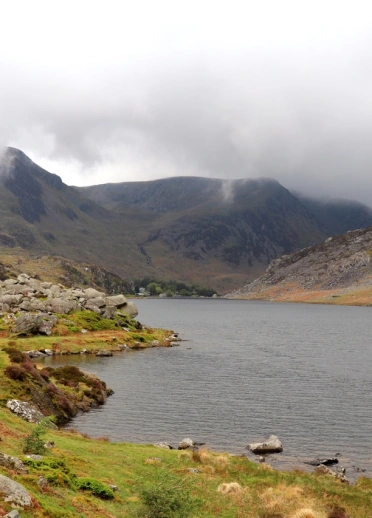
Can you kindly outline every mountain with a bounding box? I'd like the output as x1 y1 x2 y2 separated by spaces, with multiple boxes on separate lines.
2 147 372 293
227 226 372 305
77 176 329 290
0 147 148 278
294 193 372 236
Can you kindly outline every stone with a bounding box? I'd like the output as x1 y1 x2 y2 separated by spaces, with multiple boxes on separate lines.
4 510 21 518
37 476 49 490
105 294 127 308
84 303 101 313
247 435 283 454
119 301 138 317
87 297 106 308
314 465 349 483
50 298 77 314
6 400 44 423
108 484 119 491
178 438 194 450
0 452 28 474
0 474 32 508
305 457 339 467
96 350 113 357
84 288 105 298
13 313 43 334
101 306 116 319
153 442 174 450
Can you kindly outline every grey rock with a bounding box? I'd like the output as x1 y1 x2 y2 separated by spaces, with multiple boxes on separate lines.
108 484 119 491
314 465 349 483
6 400 44 423
0 474 32 508
25 454 44 461
248 435 283 454
120 301 138 317
87 297 106 308
105 294 127 308
101 306 116 319
50 298 77 314
178 438 194 450
153 442 174 449
4 510 21 518
37 476 49 490
84 303 101 313
3 279 17 286
84 288 105 298
13 313 43 334
0 452 28 474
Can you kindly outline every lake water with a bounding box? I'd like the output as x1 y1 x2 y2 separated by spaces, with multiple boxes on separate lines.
44 299 372 481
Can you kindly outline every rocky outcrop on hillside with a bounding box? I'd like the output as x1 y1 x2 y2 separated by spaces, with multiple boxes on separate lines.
227 227 372 301
0 273 138 335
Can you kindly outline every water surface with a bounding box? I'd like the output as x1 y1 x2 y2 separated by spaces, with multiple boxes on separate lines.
45 299 372 480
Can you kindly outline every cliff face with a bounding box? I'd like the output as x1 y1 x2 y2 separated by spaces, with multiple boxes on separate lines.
227 227 372 305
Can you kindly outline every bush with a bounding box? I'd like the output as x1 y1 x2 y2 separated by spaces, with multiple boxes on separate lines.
5 347 27 363
22 417 56 454
76 477 114 499
136 470 200 518
4 364 27 381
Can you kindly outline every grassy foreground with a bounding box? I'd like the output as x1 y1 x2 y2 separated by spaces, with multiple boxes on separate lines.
0 328 371 516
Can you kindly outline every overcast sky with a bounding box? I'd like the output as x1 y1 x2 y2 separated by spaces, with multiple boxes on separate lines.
1 0 372 204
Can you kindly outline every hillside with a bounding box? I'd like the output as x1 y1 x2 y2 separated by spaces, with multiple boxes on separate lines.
227 226 372 305
2 147 372 292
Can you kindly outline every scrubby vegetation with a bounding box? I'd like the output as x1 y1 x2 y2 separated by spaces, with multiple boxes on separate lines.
134 277 217 297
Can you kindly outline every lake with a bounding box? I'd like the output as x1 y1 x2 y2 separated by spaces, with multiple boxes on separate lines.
44 299 372 480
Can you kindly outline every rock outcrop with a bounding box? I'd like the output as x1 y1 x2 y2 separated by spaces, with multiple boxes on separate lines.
0 273 138 335
6 400 44 423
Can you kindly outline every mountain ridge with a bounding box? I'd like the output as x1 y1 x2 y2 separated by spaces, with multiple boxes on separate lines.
2 147 372 292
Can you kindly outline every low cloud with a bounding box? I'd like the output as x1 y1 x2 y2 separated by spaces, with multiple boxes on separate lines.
1 1 372 205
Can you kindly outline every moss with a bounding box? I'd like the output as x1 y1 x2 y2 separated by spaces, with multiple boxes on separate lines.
71 310 119 331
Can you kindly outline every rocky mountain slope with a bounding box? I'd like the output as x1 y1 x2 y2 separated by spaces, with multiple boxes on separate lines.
227 226 372 305
2 147 372 292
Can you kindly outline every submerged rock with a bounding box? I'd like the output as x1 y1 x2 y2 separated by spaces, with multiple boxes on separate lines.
247 435 283 454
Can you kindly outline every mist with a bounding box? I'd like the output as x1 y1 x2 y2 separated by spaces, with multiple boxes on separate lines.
1 1 372 205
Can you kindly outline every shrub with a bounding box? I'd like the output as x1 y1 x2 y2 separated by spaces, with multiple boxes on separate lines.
76 478 114 499
5 347 27 363
136 470 200 518
22 417 56 454
51 365 85 383
4 364 27 381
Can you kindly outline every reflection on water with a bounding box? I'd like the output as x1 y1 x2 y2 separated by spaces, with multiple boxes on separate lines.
45 299 372 481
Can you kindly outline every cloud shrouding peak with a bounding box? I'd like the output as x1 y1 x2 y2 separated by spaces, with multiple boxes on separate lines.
1 0 372 204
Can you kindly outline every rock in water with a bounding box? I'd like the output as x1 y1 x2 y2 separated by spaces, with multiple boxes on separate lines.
247 435 283 454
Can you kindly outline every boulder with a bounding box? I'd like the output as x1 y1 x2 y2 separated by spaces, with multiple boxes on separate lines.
178 438 194 450
0 452 28 474
0 474 32 508
121 301 138 318
84 288 105 299
85 303 101 313
13 313 43 334
6 400 44 423
96 351 113 357
50 298 77 314
86 296 106 308
105 294 127 308
153 442 174 450
247 435 283 454
4 510 21 518
101 306 116 319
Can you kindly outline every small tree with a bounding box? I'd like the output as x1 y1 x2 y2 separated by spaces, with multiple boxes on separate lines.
23 416 56 455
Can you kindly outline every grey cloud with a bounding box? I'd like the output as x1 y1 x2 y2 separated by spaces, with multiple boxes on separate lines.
1 34 372 205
